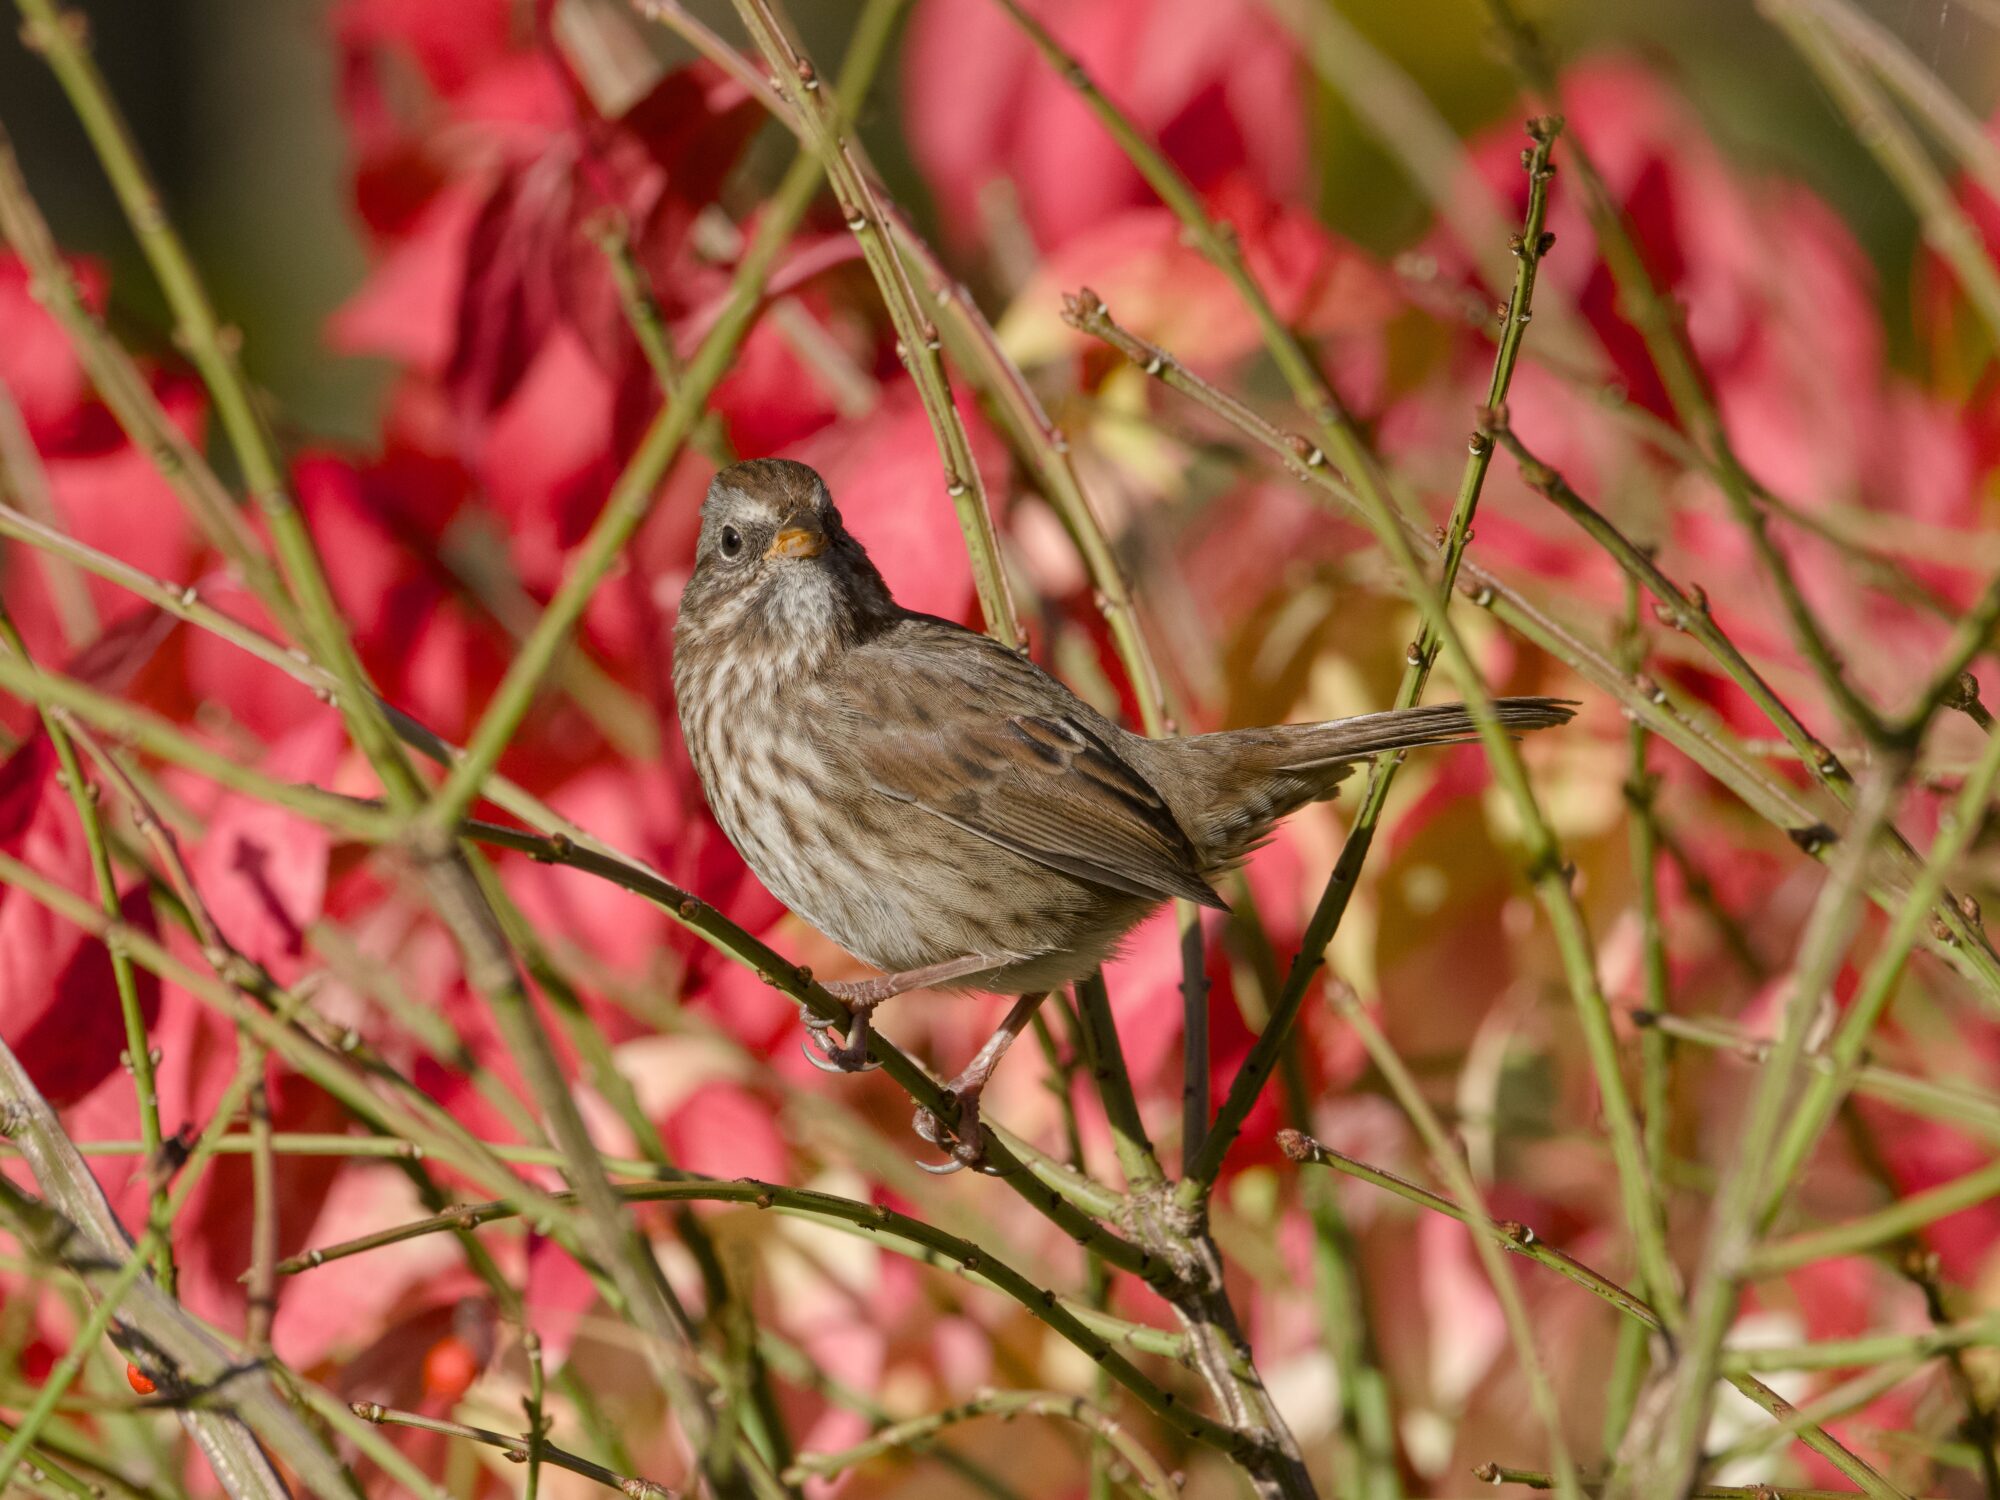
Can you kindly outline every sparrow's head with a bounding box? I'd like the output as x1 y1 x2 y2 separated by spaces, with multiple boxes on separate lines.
678 459 895 662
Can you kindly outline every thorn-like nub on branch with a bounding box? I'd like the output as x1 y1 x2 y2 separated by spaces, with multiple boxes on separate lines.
1275 1128 1314 1163
1944 670 1983 713
1061 286 1107 329
1787 822 1837 856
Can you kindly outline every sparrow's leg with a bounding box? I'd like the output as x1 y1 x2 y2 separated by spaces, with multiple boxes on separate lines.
800 952 1015 1074
913 991 1049 1174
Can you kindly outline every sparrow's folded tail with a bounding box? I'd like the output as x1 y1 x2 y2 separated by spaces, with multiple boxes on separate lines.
1134 697 1578 869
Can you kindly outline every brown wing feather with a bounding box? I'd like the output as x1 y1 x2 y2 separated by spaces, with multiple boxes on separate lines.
851 622 1227 911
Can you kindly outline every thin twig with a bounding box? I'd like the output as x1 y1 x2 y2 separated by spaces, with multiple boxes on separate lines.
1066 284 1678 1338
0 652 395 839
350 1402 674 1498
1762 718 2000 1212
1067 291 2000 1008
1903 1252 2000 1500
1486 0 2000 993
1499 427 1850 799
783 1387 1178 1500
1709 1358 1926 1469
0 120 291 633
1750 1158 2000 1277
0 605 174 1292
0 1038 343 1498
1485 1 1889 751
0 383 93 644
243 1072 276 1356
1632 1009 2000 1140
1763 0 2000 350
1279 1131 1907 1496
277 1176 1256 1458
724 0 1019 647
416 140 826 837
757 1332 1027 1500
1191 118 1565 1201
584 209 734 468
1640 769 1907 1497
26 981 304 1472
1318 997 1582 1499
1472 1464 1914 1498
1603 577 1672 1453
0 500 1030 1172
1072 974 1165 1194
1728 1317 2000 1372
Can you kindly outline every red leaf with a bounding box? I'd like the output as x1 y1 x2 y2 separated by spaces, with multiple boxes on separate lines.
476 326 616 567
0 253 102 444
190 720 345 983
0 739 160 1106
904 0 1305 251
42 443 201 624
1003 187 1395 368
665 1079 786 1181
326 182 487 374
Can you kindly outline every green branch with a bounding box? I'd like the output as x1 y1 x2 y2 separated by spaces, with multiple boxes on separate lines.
1279 1131 1906 1497
784 1388 1177 1500
277 1176 1254 1460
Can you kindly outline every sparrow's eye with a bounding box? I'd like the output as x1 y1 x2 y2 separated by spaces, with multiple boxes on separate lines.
719 525 743 558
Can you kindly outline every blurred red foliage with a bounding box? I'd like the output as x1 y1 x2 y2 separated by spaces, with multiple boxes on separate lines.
0 2 1996 1495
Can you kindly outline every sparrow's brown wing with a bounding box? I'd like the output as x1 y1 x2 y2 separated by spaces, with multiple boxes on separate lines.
843 620 1228 911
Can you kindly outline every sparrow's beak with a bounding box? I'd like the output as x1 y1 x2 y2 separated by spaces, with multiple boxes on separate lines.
766 526 828 560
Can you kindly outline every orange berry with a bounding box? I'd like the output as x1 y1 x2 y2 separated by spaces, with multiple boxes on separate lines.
421 1334 479 1403
126 1362 156 1396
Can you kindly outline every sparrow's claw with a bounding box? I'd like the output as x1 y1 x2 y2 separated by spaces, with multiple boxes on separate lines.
912 1093 995 1174
798 1005 879 1073
821 1043 881 1073
801 1040 851 1074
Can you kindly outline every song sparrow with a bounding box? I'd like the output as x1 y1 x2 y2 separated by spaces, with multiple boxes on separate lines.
673 459 1573 1168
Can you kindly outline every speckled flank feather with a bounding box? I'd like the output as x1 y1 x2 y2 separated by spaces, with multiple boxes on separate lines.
673 460 1576 1000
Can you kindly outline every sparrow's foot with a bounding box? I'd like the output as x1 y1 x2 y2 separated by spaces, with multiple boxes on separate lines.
907 992 1048 1176
799 1000 880 1074
804 953 1020 1077
913 1087 991 1175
